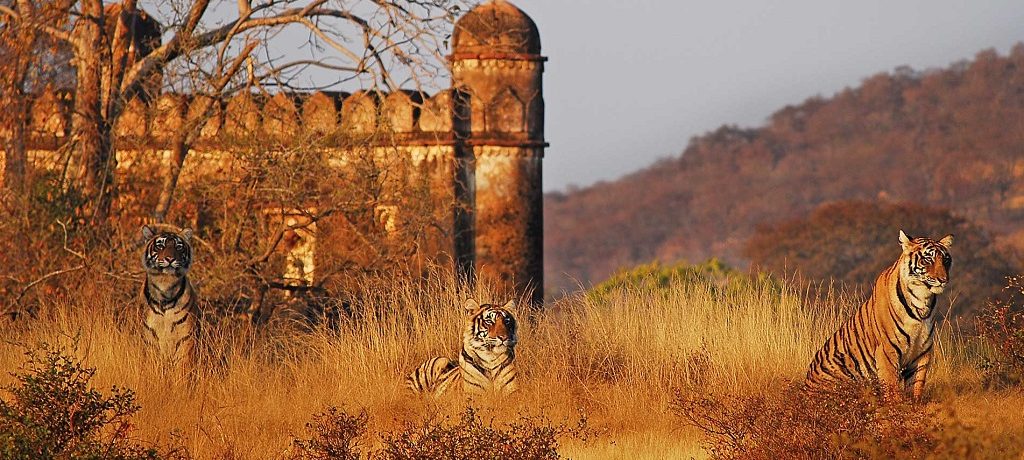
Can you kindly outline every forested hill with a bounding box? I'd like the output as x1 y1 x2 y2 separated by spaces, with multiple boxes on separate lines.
545 46 1024 293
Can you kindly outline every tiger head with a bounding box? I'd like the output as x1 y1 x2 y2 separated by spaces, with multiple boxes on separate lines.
140 225 194 277
899 230 953 295
463 298 518 354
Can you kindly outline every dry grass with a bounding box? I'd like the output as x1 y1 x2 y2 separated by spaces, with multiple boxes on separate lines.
1 272 1022 458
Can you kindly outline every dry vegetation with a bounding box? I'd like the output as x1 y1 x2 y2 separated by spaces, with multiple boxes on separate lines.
745 200 1020 319
545 46 1024 293
1 268 1023 458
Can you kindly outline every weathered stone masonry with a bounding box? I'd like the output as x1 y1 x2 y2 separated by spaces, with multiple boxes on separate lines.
0 1 547 304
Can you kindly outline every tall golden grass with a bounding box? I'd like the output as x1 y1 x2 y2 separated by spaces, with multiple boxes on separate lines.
1 271 1020 458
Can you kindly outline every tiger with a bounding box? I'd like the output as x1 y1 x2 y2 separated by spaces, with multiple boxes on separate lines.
139 225 201 367
806 230 953 401
407 298 519 397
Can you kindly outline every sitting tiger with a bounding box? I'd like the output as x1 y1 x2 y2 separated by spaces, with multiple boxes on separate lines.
806 230 953 401
139 225 201 367
407 298 519 397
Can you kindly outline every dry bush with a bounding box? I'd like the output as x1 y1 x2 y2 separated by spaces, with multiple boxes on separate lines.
158 132 447 325
545 47 1024 295
673 381 1007 460
0 127 451 330
1 268 1023 458
745 200 1020 320
0 342 183 459
976 275 1024 387
289 407 368 460
379 407 570 460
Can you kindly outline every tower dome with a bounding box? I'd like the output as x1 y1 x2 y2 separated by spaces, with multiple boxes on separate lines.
452 0 541 56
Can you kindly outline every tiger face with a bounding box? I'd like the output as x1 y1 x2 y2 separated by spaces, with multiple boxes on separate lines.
140 225 194 276
899 230 953 295
464 298 518 353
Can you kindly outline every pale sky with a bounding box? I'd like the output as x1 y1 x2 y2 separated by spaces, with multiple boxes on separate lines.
506 0 1024 191
243 1 1024 191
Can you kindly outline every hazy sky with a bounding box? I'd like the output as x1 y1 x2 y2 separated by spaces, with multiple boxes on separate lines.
503 0 1024 191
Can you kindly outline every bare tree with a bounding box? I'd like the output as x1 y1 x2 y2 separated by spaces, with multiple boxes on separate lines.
0 0 463 223
0 0 71 193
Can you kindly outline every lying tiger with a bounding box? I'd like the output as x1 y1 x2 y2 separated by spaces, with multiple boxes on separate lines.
139 225 201 367
806 230 953 401
407 298 519 397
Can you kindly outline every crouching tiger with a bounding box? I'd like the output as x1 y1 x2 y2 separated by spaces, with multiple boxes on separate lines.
407 298 519 397
140 225 201 367
806 230 953 401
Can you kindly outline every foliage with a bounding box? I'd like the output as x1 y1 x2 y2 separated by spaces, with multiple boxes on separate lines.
289 407 368 460
546 46 1024 296
1 0 463 221
588 259 775 302
289 406 581 460
0 0 465 323
0 343 165 460
744 200 1019 319
380 407 567 460
2 269 1024 457
0 131 449 328
976 275 1024 387
673 382 1006 460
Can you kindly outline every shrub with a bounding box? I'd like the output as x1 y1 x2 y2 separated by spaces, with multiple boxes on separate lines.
744 200 1020 320
673 382 997 459
976 275 1024 387
380 407 566 460
0 343 165 460
289 406 583 460
589 259 774 301
289 407 368 460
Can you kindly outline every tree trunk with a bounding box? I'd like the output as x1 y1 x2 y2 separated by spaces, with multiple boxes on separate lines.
3 97 28 193
71 1 116 224
153 139 187 222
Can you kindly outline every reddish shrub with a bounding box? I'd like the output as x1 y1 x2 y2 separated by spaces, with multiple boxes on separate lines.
976 275 1024 387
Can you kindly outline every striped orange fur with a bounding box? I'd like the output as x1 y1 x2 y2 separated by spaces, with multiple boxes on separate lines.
139 225 201 367
407 298 519 397
806 230 953 401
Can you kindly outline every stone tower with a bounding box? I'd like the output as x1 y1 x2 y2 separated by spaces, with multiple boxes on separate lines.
451 0 546 305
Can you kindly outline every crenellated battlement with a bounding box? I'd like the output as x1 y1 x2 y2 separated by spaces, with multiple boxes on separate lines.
22 84 544 151
7 0 547 305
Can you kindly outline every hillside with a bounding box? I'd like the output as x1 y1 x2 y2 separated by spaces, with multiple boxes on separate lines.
545 46 1024 295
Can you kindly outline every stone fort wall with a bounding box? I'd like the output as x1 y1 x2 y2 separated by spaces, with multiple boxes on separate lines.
1 0 547 304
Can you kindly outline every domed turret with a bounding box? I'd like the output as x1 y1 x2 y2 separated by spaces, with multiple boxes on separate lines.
449 1 546 306
452 0 541 57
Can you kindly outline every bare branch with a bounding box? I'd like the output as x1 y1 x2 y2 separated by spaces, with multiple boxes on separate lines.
15 264 86 305
247 207 337 267
0 5 72 42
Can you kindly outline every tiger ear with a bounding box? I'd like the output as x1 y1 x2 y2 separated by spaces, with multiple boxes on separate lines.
501 299 516 311
463 298 480 313
899 230 912 251
939 234 954 249
140 225 155 241
180 227 193 242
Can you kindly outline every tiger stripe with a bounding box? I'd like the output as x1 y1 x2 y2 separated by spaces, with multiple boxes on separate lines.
407 298 519 397
139 225 201 368
406 356 460 397
806 230 953 401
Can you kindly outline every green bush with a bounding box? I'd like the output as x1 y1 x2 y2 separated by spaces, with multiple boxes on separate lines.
0 343 165 460
589 258 774 301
